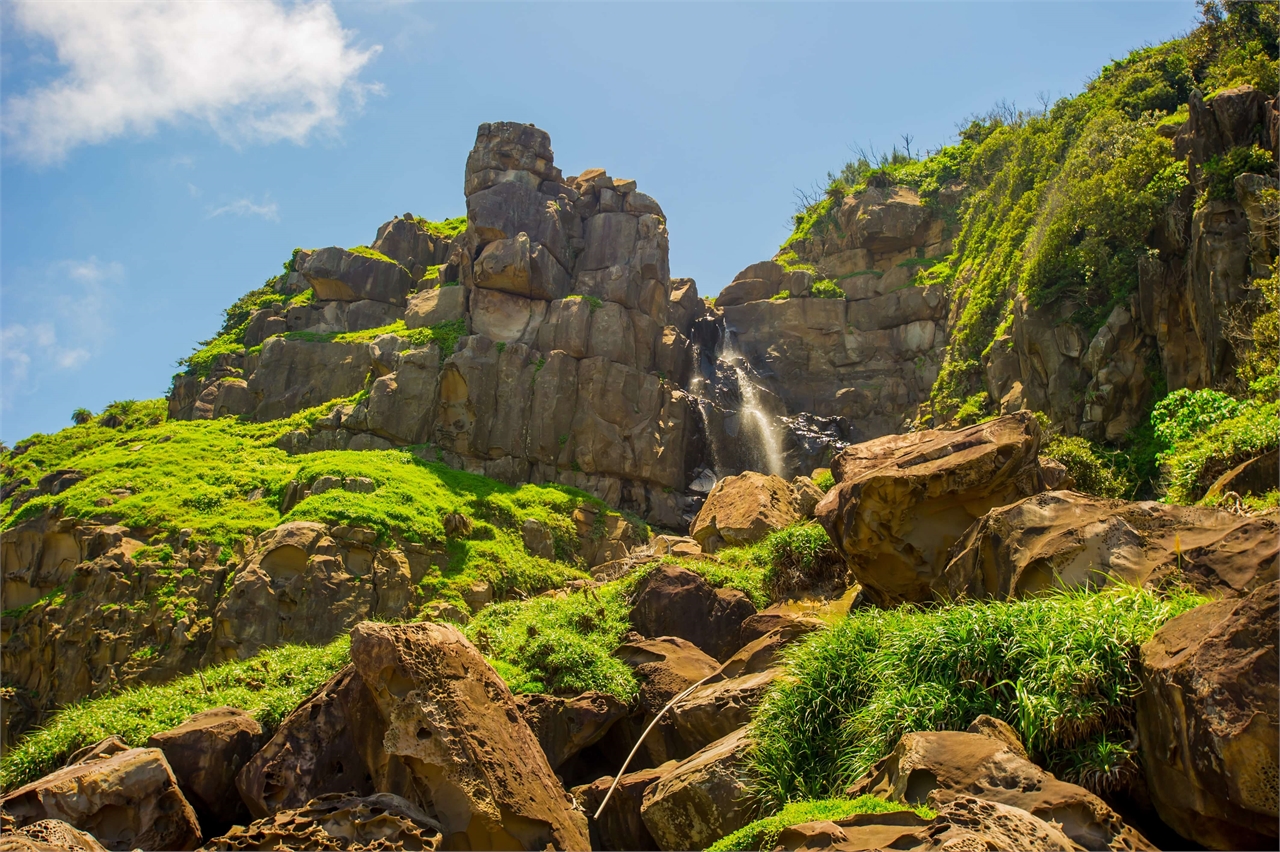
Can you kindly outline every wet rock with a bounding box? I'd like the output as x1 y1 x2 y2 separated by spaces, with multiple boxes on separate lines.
939 490 1278 600
816 412 1045 606
199 792 442 851
628 565 756 661
1136 579 1279 850
147 708 265 836
1 748 201 852
348 621 591 851
848 730 1152 851
691 471 801 552
640 727 756 851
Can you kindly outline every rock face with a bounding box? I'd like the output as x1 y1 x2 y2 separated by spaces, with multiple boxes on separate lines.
1135 580 1279 850
628 565 756 661
147 707 265 835
573 764 673 851
515 691 629 771
0 820 109 852
1 748 202 852
939 490 1279 600
347 621 591 851
816 412 1045 605
690 472 800 551
640 727 755 851
200 793 442 852
848 730 1151 852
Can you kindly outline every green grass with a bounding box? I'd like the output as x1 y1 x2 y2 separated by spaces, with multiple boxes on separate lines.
565 294 604 311
813 470 835 491
707 797 936 852
1159 396 1279 504
0 638 351 790
748 585 1203 808
412 215 467 239
347 245 401 266
809 279 844 299
274 318 467 362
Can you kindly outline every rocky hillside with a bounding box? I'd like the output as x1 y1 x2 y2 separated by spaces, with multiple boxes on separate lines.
1 4 1276 852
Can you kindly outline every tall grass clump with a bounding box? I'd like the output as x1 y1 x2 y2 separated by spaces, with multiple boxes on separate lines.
748 586 1203 808
673 523 843 608
464 583 636 700
0 638 350 790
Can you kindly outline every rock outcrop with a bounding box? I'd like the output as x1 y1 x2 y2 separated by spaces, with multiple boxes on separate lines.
1 748 202 852
1136 580 1279 850
628 566 756 662
690 471 801 551
639 727 755 852
0 820 109 852
939 490 1279 600
200 793 443 851
816 412 1045 605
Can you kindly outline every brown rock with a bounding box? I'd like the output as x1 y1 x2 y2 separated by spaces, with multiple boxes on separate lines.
668 668 778 756
692 472 801 552
573 764 673 851
1136 580 1279 851
737 610 826 647
816 412 1045 606
515 691 629 771
348 621 591 851
299 247 414 306
615 635 722 765
404 285 466 329
639 727 756 851
848 730 1152 851
964 714 1028 759
0 820 109 852
1 747 201 851
147 707 265 835
628 565 756 661
939 490 1279 600
199 792 442 851
1204 446 1279 501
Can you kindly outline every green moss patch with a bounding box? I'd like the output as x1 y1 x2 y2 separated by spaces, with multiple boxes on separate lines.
708 797 936 852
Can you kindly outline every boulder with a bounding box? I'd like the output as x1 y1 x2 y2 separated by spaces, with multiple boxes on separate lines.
247 338 373 422
1204 446 1280 502
299 247 414 306
938 490 1279 600
404 286 466 329
0 820 109 852
640 727 756 851
692 472 801 552
773 795 1085 852
848 730 1152 852
718 621 820 679
515 691 629 771
1 747 201 851
573 763 673 852
614 635 722 765
348 621 591 851
737 610 826 647
628 566 756 661
198 792 442 852
1135 580 1279 851
816 412 1045 606
474 234 571 301
668 667 778 756
147 707 265 835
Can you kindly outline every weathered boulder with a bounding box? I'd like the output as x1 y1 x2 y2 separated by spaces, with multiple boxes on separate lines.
199 792 442 852
348 621 591 851
640 727 755 851
614 634 722 765
668 667 778 756
299 247 414 306
147 707 265 835
404 286 466 329
848 730 1152 852
371 214 455 276
573 763 673 852
737 610 826 647
1 748 201 852
1136 580 1279 851
474 234 571 301
938 490 1279 600
247 338 373 422
773 795 1085 852
691 472 801 552
0 820 109 852
515 691 629 771
816 412 1045 605
628 566 756 661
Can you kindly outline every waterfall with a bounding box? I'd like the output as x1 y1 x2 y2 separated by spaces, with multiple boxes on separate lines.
722 342 787 478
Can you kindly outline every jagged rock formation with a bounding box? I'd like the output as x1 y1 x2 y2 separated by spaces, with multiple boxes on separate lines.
199 793 443 851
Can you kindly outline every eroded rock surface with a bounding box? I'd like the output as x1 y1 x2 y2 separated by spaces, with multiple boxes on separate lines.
640 727 755 852
200 793 442 851
0 820 109 852
147 707 264 836
628 565 756 661
691 471 801 551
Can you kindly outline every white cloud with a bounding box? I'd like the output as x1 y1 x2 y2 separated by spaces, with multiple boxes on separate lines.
3 1 381 165
208 197 280 222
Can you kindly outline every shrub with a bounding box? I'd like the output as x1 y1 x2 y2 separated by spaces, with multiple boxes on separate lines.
1151 387 1243 447
810 279 844 299
748 586 1202 808
770 290 792 301
813 469 835 491
1201 144 1276 202
70 408 92 426
1041 434 1131 498
1159 396 1279 503
708 796 936 852
0 638 351 790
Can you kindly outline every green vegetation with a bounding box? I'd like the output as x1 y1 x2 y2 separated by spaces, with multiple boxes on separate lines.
71 408 92 426
465 583 636 700
1041 434 1132 498
276 318 468 362
809 279 845 299
565 293 604 312
813 469 835 491
708 797 936 852
1157 390 1279 504
770 290 791 301
347 245 402 266
748 585 1202 808
412 215 468 239
0 638 351 790
669 523 842 608
1200 144 1276 202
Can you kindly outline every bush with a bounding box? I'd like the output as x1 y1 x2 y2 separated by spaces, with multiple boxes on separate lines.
1151 387 1244 447
670 523 842 608
1041 434 1131 498
0 638 351 790
748 586 1202 808
707 796 936 852
809 279 844 299
813 469 835 491
1159 396 1279 503
1201 144 1276 202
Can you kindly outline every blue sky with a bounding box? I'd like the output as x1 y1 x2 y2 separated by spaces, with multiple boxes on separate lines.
1 0 1201 444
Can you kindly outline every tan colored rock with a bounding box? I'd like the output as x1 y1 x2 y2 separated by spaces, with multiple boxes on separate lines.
404 285 466 329
939 490 1279 600
692 472 800 552
573 763 673 851
0 820 108 852
628 565 756 661
848 730 1152 851
790 476 824 518
473 234 571 301
1136 580 1279 851
469 287 546 344
2 748 201 852
199 792 442 852
669 668 777 756
964 714 1028 759
615 635 722 765
816 412 1045 606
640 727 755 851
299 247 414 305
146 707 265 834
515 691 629 771
348 621 591 851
